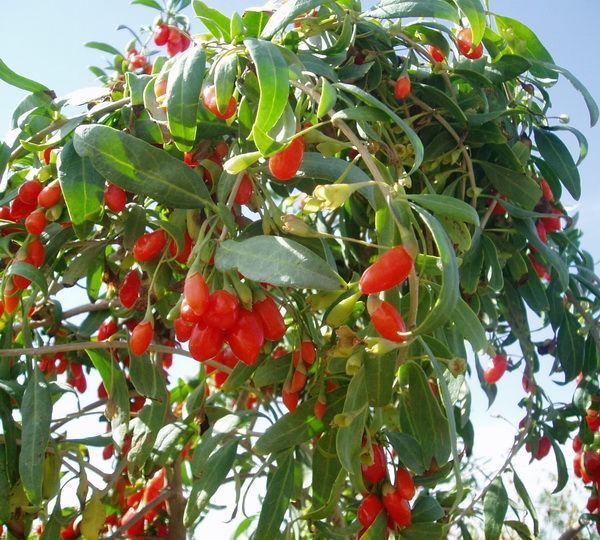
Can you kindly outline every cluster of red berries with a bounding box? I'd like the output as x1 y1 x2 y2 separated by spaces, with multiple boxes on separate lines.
427 26 484 64
357 442 416 537
571 397 600 533
125 48 152 74
359 245 413 343
0 152 63 313
153 22 191 57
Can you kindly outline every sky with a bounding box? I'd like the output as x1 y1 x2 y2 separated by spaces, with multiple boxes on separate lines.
1 0 599 537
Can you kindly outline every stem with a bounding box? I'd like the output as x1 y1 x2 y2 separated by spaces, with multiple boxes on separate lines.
14 300 111 331
410 95 478 207
167 456 186 540
51 398 107 432
480 199 498 230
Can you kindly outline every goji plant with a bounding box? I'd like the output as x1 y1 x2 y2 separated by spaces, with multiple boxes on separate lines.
0 0 598 538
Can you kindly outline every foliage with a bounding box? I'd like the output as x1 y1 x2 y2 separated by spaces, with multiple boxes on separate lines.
0 0 598 538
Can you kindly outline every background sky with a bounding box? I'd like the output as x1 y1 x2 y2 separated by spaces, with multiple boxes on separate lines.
1 0 599 537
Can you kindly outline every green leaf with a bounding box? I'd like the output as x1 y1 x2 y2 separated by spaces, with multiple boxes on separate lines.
261 0 328 38
410 206 459 335
451 298 487 353
480 236 504 293
0 59 49 93
406 194 479 226
550 436 569 494
214 52 239 113
223 151 262 174
317 78 337 118
192 1 231 41
335 83 424 173
478 161 541 210
85 349 130 446
494 15 556 81
398 362 451 466
191 414 241 476
483 477 508 540
0 445 9 522
485 55 531 84
73 124 213 209
460 230 483 294
129 354 167 399
530 60 598 127
413 83 468 127
411 495 445 523
215 235 345 290
132 0 162 9
386 432 426 474
128 399 168 470
310 431 342 511
400 523 444 539
19 367 52 505
366 0 460 22
166 47 206 151
7 262 48 297
254 392 344 454
336 366 368 492
556 312 585 383
58 139 105 227
534 127 581 200
513 469 538 536
364 352 395 406
254 451 295 538
184 439 238 526
84 41 122 56
244 38 289 155
455 0 486 44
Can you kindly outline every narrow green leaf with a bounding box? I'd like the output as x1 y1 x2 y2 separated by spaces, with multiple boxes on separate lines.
530 60 598 127
451 298 487 353
193 1 231 41
361 511 387 539
73 124 213 208
214 52 238 113
411 495 445 523
191 414 241 476
410 206 459 335
556 312 585 383
480 236 504 293
364 352 395 406
19 367 52 505
0 445 10 522
455 0 486 44
255 391 345 454
400 523 444 539
260 0 329 39
494 15 556 81
478 161 541 210
398 362 451 466
85 41 122 56
166 47 206 151
223 151 262 174
483 477 508 540
0 59 49 93
184 439 238 526
317 78 337 118
534 127 581 200
406 194 479 226
215 235 345 291
132 0 162 9
549 438 569 492
336 83 424 173
310 431 342 511
512 470 538 536
58 139 105 226
385 432 426 474
244 38 289 155
366 0 460 22
129 354 167 399
127 399 168 470
254 451 295 537
413 83 468 127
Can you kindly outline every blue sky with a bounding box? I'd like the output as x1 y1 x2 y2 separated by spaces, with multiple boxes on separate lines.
1 0 599 530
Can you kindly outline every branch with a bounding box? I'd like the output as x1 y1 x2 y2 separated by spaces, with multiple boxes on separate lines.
557 523 583 540
15 300 111 331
